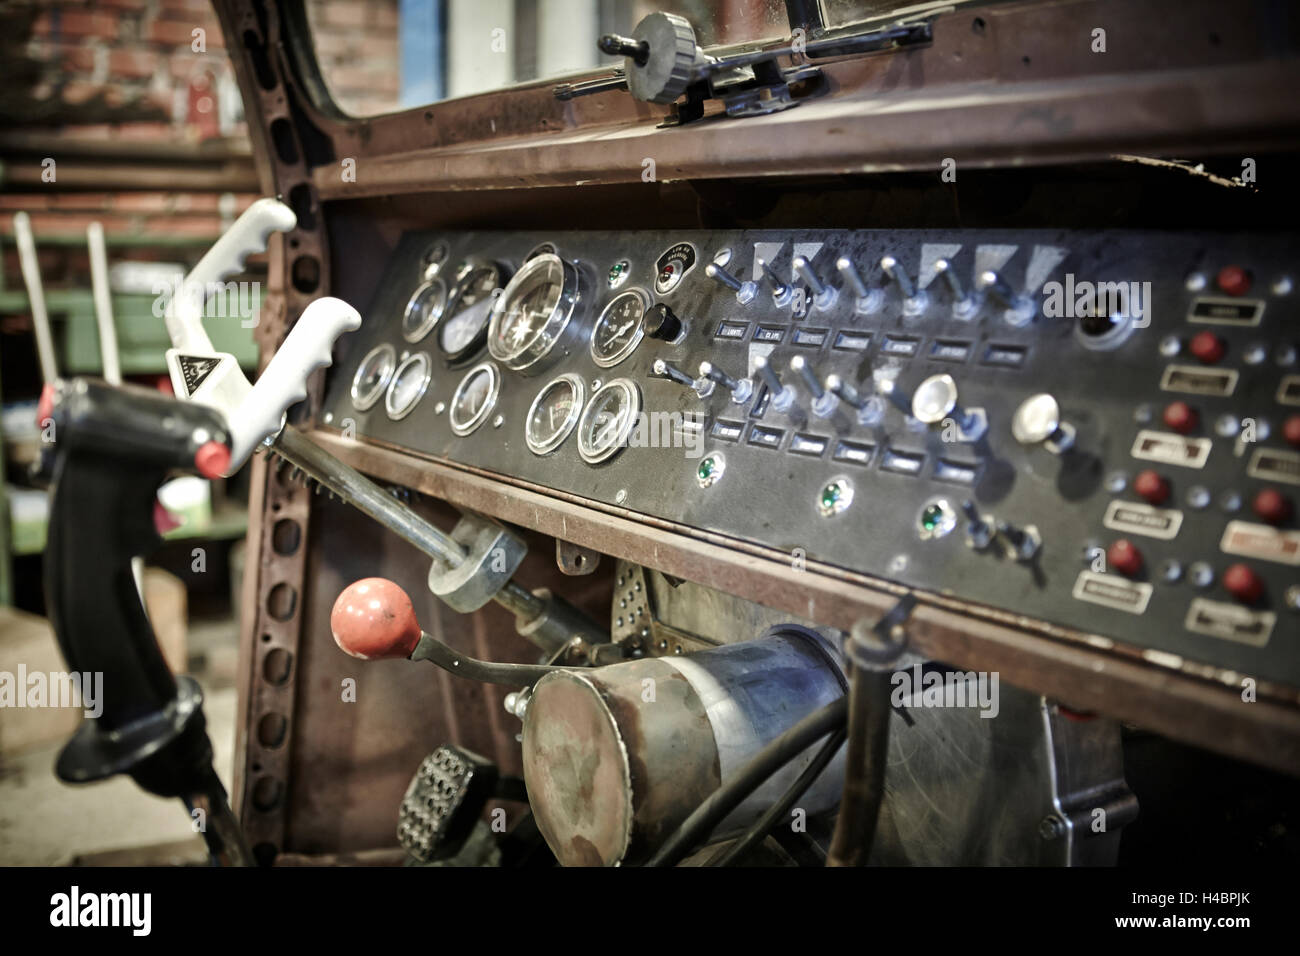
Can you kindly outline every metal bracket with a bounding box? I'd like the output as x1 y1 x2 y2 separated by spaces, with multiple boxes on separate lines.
427 513 528 613
556 538 601 576
846 594 916 671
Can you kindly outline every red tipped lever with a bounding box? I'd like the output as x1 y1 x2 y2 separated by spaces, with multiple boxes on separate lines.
331 577 423 660
330 577 570 684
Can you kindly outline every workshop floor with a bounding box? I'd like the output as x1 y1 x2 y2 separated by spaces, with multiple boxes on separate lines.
0 619 239 866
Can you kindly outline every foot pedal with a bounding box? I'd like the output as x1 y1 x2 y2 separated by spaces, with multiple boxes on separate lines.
398 745 499 863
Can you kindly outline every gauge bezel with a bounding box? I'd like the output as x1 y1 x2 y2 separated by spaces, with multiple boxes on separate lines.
350 343 397 412
590 287 651 369
438 260 507 366
578 377 642 465
448 361 501 436
525 373 586 456
384 352 432 421
487 252 583 373
402 277 448 343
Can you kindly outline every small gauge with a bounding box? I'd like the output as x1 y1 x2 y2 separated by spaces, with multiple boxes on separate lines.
448 362 501 436
578 378 641 465
385 352 432 420
526 373 585 455
351 343 396 411
590 289 650 368
488 252 585 373
438 262 508 365
402 278 448 343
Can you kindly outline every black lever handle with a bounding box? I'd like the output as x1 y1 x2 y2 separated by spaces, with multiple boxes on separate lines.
45 378 251 865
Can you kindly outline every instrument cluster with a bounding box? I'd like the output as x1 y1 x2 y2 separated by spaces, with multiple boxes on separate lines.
323 228 1300 696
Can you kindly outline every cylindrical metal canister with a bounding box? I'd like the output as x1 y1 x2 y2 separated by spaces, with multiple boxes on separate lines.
521 625 847 866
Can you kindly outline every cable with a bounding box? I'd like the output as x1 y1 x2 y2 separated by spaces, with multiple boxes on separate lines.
643 694 848 867
710 726 846 866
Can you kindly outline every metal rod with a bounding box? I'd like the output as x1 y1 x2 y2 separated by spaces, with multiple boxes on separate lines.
13 212 58 384
411 631 571 685
87 222 122 386
274 426 465 567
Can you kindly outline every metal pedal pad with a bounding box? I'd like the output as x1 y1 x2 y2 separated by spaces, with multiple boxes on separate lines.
398 745 499 863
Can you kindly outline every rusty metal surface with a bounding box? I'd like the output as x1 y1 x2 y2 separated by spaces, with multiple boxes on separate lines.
306 428 1300 777
292 0 1300 199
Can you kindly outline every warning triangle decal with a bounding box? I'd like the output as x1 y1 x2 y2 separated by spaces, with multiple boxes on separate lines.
177 355 221 396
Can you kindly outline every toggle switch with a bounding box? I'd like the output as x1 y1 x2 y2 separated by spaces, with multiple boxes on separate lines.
961 499 994 550
705 262 757 304
836 256 883 314
880 255 928 316
910 373 986 440
824 374 886 425
755 257 792 306
698 360 754 404
978 270 1036 326
997 521 1042 563
753 354 795 412
792 255 836 310
1012 393 1075 453
789 355 838 418
933 258 978 320
652 358 711 398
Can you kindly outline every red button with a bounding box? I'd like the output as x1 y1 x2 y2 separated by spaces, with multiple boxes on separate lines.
1107 539 1143 577
1285 415 1300 449
1216 265 1251 297
194 440 231 479
1252 488 1292 525
1133 469 1170 505
1189 330 1226 364
1162 401 1198 434
1223 563 1264 603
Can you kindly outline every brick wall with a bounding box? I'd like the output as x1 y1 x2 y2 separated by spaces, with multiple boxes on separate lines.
0 0 400 340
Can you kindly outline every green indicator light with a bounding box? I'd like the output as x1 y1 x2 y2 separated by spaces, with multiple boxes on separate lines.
821 484 840 507
921 504 943 531
698 458 715 480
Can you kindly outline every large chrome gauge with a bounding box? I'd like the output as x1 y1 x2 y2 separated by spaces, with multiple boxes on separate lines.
438 261 508 364
590 288 650 368
487 252 584 373
448 362 501 436
402 277 447 343
525 373 585 455
351 343 396 411
578 378 641 464
385 352 432 420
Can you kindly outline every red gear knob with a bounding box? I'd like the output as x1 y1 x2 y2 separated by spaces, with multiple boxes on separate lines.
331 578 422 660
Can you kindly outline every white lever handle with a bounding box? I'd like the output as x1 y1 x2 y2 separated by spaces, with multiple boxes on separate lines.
164 198 297 353
229 297 362 467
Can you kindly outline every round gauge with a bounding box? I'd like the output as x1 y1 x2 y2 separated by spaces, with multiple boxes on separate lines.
402 278 448 343
351 343 396 412
438 262 508 365
385 352 432 421
526 373 585 456
590 289 650 368
487 253 584 373
578 378 642 465
448 362 501 436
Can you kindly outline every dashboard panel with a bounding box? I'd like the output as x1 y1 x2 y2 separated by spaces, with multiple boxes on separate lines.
321 229 1300 692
